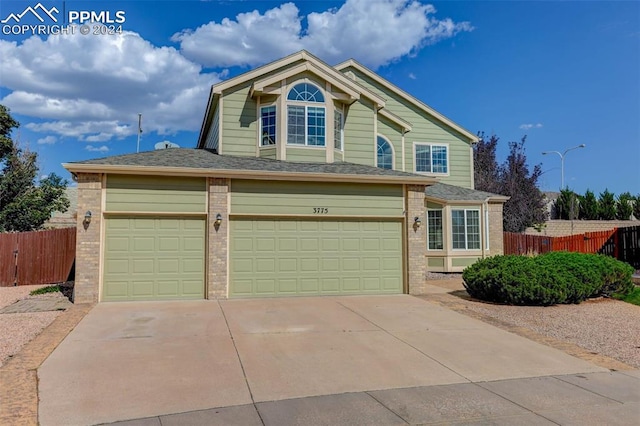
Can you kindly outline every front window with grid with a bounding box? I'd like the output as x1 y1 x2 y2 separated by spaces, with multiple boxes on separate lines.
377 136 393 170
414 143 448 174
334 109 343 150
287 83 326 146
452 209 481 250
427 210 443 250
260 106 276 146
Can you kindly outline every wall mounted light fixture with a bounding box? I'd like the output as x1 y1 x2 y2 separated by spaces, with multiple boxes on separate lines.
214 213 222 226
83 211 92 225
414 217 422 228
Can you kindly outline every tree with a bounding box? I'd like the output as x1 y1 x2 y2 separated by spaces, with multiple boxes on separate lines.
473 132 501 194
474 134 547 232
634 195 640 220
616 192 634 220
555 188 579 220
579 189 599 220
0 105 69 232
598 189 617 220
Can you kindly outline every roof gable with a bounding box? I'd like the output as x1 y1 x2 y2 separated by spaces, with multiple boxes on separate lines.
335 59 478 143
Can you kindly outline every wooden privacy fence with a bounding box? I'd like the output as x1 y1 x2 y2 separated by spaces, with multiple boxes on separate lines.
504 226 640 269
0 227 76 287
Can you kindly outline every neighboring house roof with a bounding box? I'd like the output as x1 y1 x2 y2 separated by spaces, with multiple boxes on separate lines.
425 182 509 203
64 148 436 185
334 59 478 143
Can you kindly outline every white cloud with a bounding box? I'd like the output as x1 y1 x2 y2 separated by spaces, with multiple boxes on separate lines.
172 0 473 68
520 123 544 130
37 135 57 145
408 73 417 80
85 145 110 153
0 31 222 142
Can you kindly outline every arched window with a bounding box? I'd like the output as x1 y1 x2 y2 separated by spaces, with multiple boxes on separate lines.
287 82 326 146
377 135 393 170
287 83 325 102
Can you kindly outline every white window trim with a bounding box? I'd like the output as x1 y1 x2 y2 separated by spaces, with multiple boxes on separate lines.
451 208 481 251
334 107 344 151
376 134 395 170
286 81 327 147
259 104 277 148
426 209 444 251
485 207 490 251
412 142 450 176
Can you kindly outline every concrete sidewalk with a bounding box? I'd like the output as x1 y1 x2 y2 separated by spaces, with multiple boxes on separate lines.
106 370 640 425
38 295 618 425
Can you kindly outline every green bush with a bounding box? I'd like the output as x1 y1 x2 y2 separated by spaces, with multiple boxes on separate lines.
462 252 634 306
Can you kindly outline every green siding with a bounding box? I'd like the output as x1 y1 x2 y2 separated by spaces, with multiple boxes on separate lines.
231 180 403 216
452 257 479 267
103 217 205 301
259 147 277 159
343 67 473 188
286 147 326 162
426 201 443 209
106 175 206 213
343 98 375 166
222 82 258 156
427 257 445 268
230 219 403 297
377 117 403 170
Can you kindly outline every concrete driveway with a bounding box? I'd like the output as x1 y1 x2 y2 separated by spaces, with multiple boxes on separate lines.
38 295 607 425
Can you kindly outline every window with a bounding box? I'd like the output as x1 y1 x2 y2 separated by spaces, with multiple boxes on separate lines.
287 83 325 102
452 209 480 250
260 106 276 146
427 210 443 250
334 109 343 150
377 136 393 170
414 143 448 174
287 82 326 146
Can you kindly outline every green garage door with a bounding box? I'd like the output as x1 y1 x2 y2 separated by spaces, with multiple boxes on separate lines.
103 217 205 301
230 219 403 297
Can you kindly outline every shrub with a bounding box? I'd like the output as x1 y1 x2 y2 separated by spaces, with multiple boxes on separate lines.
462 252 634 306
29 284 62 295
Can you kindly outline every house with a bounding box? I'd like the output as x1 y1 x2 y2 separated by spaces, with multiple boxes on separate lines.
64 50 507 303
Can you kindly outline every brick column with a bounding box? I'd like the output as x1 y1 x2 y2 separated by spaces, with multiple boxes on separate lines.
488 202 505 256
74 173 102 304
208 178 229 299
407 185 427 295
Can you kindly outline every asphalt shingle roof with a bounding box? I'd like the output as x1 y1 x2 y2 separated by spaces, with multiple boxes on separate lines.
425 182 505 202
70 148 428 179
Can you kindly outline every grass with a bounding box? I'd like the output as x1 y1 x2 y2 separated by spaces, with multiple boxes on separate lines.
613 287 640 306
29 285 62 296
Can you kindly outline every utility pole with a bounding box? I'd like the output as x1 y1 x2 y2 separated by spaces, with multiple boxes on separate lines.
136 113 142 153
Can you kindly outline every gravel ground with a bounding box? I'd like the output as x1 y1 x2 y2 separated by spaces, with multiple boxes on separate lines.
429 279 640 369
0 285 63 367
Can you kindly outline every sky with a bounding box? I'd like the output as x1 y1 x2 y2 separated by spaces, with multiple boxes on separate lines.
0 0 638 196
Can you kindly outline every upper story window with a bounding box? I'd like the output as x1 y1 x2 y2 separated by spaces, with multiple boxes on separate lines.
414 143 448 174
260 105 276 146
376 135 393 170
287 83 325 102
287 83 326 147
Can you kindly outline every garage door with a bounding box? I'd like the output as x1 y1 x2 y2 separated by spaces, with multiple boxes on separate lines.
103 217 205 301
230 219 403 297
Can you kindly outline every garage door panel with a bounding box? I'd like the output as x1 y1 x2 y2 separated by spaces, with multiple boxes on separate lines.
230 219 402 297
103 217 204 301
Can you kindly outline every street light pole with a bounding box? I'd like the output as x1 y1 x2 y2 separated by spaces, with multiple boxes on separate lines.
542 144 586 189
